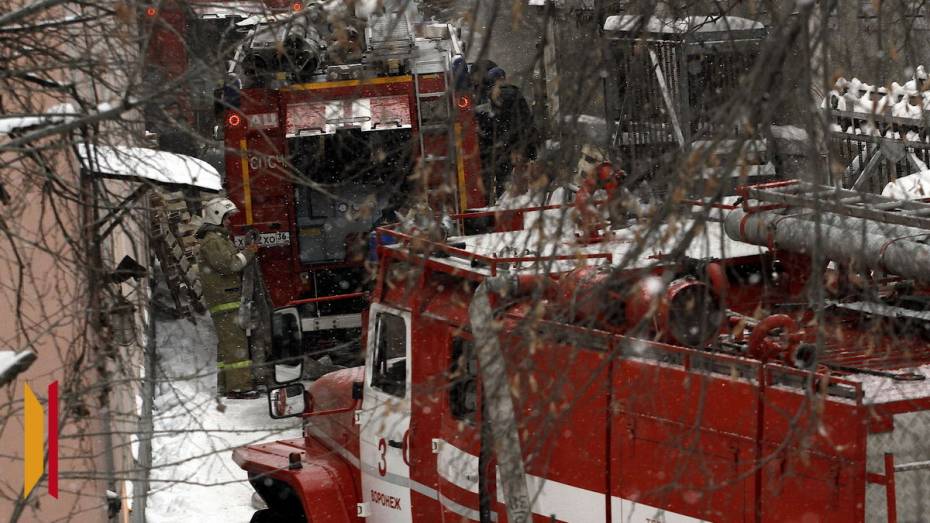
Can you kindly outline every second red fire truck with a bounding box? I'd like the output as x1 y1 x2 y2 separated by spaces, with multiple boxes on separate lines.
221 4 485 364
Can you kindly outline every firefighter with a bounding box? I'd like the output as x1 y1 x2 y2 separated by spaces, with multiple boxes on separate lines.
469 58 499 104
476 67 539 203
197 197 259 399
576 143 607 184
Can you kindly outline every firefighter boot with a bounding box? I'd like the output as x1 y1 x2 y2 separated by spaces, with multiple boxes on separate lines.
212 311 254 394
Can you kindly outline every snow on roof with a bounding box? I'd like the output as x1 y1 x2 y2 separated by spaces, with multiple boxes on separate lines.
76 144 222 191
604 15 764 35
846 363 930 405
432 214 764 275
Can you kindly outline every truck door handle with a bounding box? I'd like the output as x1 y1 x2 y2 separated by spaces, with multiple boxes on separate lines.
388 439 403 449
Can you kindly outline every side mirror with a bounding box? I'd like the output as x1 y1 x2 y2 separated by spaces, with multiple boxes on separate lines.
268 383 307 419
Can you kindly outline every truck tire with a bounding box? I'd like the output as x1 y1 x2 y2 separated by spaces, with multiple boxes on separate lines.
250 508 304 523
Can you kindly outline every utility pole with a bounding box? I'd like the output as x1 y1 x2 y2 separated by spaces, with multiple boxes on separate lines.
78 156 120 521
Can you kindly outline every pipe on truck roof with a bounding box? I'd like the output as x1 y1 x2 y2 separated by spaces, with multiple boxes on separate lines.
724 208 930 283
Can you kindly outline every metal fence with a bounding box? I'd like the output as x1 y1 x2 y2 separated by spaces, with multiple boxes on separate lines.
830 109 930 193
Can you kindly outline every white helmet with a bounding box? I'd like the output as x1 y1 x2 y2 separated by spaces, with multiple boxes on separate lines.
576 143 607 183
203 197 239 226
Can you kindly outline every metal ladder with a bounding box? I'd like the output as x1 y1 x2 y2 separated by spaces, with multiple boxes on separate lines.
366 12 415 62
413 51 461 212
743 180 930 230
150 191 206 320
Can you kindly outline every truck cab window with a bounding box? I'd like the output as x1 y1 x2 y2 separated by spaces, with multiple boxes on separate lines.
371 313 407 397
449 338 478 422
289 130 411 265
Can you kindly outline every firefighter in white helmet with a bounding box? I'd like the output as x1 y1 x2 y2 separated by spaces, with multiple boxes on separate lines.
197 197 258 398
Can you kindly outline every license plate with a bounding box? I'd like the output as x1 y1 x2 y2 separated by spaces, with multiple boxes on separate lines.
234 231 291 248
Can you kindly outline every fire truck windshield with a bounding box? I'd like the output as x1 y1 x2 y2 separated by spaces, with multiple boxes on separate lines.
288 128 412 264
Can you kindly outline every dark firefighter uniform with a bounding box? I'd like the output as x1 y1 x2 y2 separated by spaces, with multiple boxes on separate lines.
197 220 255 393
475 67 539 202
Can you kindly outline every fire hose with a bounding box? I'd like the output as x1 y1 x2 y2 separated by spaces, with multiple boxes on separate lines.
469 275 531 523
237 228 261 335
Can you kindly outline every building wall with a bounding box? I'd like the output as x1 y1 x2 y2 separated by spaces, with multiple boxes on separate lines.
0 165 109 522
0 1 147 521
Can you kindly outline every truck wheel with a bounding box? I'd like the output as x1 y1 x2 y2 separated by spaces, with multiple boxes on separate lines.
249 509 276 523
250 509 304 523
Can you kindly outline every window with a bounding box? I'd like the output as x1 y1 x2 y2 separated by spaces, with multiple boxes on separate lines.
371 313 407 397
289 130 412 265
449 338 478 422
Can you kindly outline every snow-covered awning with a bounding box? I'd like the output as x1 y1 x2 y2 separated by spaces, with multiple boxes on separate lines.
76 144 222 191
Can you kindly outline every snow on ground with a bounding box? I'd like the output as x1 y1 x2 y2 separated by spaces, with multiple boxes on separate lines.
146 315 301 523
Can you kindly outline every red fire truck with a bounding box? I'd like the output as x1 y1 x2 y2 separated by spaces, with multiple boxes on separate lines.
222 6 485 364
234 180 930 522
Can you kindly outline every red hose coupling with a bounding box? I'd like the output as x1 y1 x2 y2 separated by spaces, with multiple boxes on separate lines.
747 314 798 361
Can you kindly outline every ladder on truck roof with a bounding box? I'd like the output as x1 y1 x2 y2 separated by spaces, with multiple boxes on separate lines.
740 180 930 230
366 11 416 62
413 52 462 213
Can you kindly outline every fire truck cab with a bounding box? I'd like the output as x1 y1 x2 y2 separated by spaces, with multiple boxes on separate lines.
237 183 930 522
222 4 485 366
